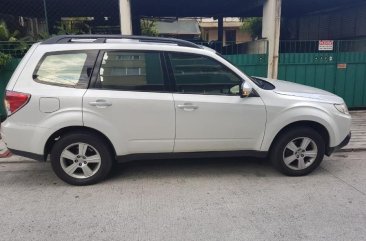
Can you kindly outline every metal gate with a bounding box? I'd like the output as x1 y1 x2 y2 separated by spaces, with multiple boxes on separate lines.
225 53 267 77
277 40 366 108
224 39 268 78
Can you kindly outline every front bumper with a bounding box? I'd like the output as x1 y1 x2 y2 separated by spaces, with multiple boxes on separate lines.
326 132 351 156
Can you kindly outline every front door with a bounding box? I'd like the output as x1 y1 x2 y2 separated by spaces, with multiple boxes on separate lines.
167 52 266 152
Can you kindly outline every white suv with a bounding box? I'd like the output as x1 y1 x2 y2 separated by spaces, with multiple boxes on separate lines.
1 35 351 185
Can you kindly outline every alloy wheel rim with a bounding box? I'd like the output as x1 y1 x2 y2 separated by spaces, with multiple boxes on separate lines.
282 137 318 170
60 142 101 179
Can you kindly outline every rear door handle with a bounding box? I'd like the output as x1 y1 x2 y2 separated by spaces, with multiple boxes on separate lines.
88 99 112 108
177 103 199 111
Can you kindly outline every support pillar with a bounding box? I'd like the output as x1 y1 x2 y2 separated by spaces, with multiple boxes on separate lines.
119 0 133 35
217 16 224 48
262 0 281 79
42 0 49 34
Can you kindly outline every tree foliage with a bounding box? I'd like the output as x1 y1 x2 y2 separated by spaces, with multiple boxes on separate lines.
241 17 262 40
140 19 159 36
0 20 37 67
0 20 19 41
0 52 11 67
0 21 12 67
54 20 91 35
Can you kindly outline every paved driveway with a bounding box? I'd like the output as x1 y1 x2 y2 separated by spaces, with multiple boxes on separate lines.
0 152 365 241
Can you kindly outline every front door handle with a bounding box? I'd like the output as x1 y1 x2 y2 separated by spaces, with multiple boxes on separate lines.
177 103 199 111
88 99 112 108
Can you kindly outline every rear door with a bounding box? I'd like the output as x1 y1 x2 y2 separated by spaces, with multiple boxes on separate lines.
83 50 175 156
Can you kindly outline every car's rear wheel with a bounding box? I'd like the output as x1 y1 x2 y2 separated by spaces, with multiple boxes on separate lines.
270 127 325 176
50 132 113 185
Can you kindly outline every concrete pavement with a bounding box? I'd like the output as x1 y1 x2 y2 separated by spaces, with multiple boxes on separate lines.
0 152 366 241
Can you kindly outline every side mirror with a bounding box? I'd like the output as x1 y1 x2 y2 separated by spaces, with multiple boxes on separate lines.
240 81 253 98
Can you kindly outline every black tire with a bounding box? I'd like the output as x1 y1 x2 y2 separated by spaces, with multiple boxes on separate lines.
50 131 113 185
270 127 325 176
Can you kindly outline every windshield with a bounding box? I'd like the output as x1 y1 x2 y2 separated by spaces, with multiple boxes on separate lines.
216 52 275 90
216 52 276 90
249 77 275 90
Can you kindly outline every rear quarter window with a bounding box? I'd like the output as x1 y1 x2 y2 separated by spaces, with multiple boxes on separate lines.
33 51 98 88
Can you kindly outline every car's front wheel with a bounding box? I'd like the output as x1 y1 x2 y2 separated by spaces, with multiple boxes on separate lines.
270 127 325 176
50 132 113 185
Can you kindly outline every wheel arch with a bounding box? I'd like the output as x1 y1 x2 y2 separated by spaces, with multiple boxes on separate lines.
44 126 116 161
268 120 330 156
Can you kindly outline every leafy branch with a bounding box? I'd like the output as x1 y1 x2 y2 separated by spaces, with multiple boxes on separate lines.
240 17 262 40
140 19 159 36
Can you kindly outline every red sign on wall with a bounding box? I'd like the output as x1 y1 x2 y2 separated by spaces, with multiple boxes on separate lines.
319 40 334 51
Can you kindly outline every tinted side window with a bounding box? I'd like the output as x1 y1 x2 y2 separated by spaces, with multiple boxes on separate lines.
34 51 96 88
96 51 165 91
168 53 241 95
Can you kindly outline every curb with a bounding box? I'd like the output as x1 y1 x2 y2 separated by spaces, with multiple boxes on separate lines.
337 148 366 153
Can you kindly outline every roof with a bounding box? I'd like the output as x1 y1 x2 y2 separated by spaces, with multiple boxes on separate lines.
0 0 365 19
133 0 366 17
156 19 201 35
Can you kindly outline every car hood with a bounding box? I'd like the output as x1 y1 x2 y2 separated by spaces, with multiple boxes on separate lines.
256 77 344 104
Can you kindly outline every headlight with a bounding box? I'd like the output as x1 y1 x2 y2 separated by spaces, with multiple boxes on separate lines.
334 103 349 114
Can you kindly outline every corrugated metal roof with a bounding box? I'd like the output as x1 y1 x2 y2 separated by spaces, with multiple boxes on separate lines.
156 19 201 35
1 0 364 20
199 21 242 28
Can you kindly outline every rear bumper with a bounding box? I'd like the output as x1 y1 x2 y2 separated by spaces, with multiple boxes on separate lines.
326 132 351 156
1 120 46 157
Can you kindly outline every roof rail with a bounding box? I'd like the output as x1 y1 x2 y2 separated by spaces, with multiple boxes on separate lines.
41 35 201 49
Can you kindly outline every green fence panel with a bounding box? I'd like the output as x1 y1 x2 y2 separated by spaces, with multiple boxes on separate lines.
0 58 22 118
278 52 366 108
279 64 337 93
334 62 366 107
353 64 366 107
335 52 366 107
224 54 268 77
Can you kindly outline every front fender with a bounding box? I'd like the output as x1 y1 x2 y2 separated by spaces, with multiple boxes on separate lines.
261 104 338 151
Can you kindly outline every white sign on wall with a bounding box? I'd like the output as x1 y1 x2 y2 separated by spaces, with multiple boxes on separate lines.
319 40 334 51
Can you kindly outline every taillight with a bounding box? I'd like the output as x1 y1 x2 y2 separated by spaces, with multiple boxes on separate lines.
5 90 31 116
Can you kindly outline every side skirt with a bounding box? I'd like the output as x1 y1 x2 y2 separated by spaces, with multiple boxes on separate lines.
116 150 268 163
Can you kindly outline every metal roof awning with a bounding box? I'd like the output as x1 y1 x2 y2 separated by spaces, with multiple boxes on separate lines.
0 0 365 19
155 19 201 35
133 0 366 17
